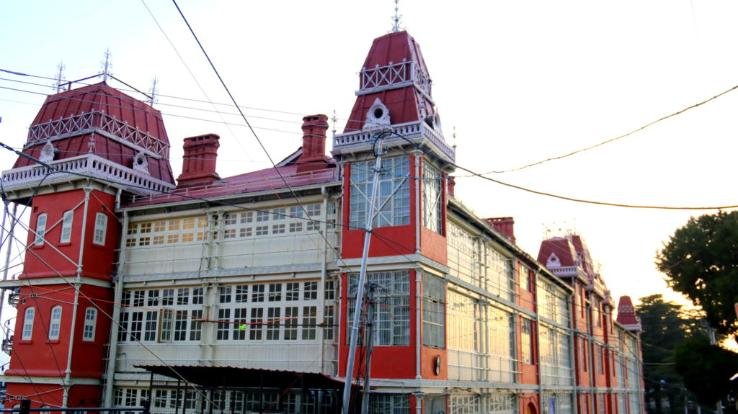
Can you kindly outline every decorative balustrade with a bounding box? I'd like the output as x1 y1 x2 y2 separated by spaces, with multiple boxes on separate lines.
1 154 174 195
333 121 455 162
359 61 432 97
26 111 169 157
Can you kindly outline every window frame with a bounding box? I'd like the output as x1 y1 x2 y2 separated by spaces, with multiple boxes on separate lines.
21 307 35 341
60 210 74 244
49 305 63 341
93 212 108 246
82 307 97 341
34 213 47 246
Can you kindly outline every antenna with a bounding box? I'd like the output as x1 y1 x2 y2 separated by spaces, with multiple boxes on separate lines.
148 77 158 106
55 63 66 93
102 49 112 82
392 0 402 32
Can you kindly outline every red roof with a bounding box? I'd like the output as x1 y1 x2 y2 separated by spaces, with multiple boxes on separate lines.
537 237 578 267
126 162 338 207
343 31 436 132
616 295 641 328
14 82 174 184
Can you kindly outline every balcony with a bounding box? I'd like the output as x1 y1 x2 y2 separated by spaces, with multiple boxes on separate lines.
332 121 455 163
1 153 175 196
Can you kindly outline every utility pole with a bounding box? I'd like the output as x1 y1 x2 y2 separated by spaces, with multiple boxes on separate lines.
342 132 385 414
360 283 377 414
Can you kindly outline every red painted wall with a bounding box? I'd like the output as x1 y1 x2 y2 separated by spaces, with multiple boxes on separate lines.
341 157 417 259
338 271 417 379
21 189 118 281
7 285 112 379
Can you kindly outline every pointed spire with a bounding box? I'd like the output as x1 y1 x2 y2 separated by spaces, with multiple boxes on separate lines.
392 0 402 32
148 77 158 106
54 63 65 93
101 49 112 82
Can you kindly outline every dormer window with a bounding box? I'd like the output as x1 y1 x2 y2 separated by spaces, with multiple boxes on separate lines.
363 98 391 130
39 141 56 163
133 151 149 173
546 253 560 268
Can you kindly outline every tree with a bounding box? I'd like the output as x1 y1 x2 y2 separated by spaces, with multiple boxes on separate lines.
657 211 738 340
674 336 738 407
637 294 707 413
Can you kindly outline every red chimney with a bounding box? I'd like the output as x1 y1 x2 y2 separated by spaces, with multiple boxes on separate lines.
297 114 329 172
177 133 220 188
486 217 516 244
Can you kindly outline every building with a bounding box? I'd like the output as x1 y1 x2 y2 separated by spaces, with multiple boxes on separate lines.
0 27 644 414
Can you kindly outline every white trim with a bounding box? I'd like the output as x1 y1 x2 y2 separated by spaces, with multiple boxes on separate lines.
1 375 101 385
0 276 112 289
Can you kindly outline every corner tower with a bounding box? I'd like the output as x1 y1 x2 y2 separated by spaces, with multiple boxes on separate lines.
333 30 455 411
0 82 175 408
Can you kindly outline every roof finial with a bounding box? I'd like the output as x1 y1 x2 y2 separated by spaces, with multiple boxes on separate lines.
452 126 457 150
102 49 112 82
392 0 402 32
148 77 158 106
54 62 65 93
331 109 337 138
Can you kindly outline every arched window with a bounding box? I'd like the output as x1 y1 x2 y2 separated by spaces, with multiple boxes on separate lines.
93 212 108 246
21 307 35 340
82 307 97 341
49 306 63 340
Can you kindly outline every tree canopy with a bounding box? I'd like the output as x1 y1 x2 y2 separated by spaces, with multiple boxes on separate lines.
657 211 738 340
637 294 707 413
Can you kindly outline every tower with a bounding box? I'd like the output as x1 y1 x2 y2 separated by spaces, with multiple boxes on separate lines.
332 30 455 410
0 82 175 408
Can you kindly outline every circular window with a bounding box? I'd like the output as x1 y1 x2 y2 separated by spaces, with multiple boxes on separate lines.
373 107 384 119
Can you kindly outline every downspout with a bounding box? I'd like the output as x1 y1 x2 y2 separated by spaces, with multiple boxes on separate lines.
535 281 543 414
415 268 421 380
319 186 328 373
414 151 421 254
63 187 91 407
103 210 129 407
0 202 18 336
568 293 579 414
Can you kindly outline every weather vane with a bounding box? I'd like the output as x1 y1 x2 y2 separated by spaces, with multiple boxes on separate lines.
101 49 112 82
392 0 402 32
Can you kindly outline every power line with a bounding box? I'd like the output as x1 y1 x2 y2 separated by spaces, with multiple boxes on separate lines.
484 82 738 174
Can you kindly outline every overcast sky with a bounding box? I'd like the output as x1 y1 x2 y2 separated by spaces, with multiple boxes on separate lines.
2 0 738 324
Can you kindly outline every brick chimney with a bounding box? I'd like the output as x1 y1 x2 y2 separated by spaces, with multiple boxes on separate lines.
297 114 329 172
177 133 220 188
486 217 515 244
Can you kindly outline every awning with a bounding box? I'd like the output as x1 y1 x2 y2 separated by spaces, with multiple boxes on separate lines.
134 365 347 390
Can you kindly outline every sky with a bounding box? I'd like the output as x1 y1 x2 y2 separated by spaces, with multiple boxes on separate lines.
1 0 738 328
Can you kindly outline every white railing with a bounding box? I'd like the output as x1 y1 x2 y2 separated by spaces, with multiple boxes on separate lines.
333 121 455 161
1 154 175 195
359 61 432 97
27 110 170 157
548 265 579 275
